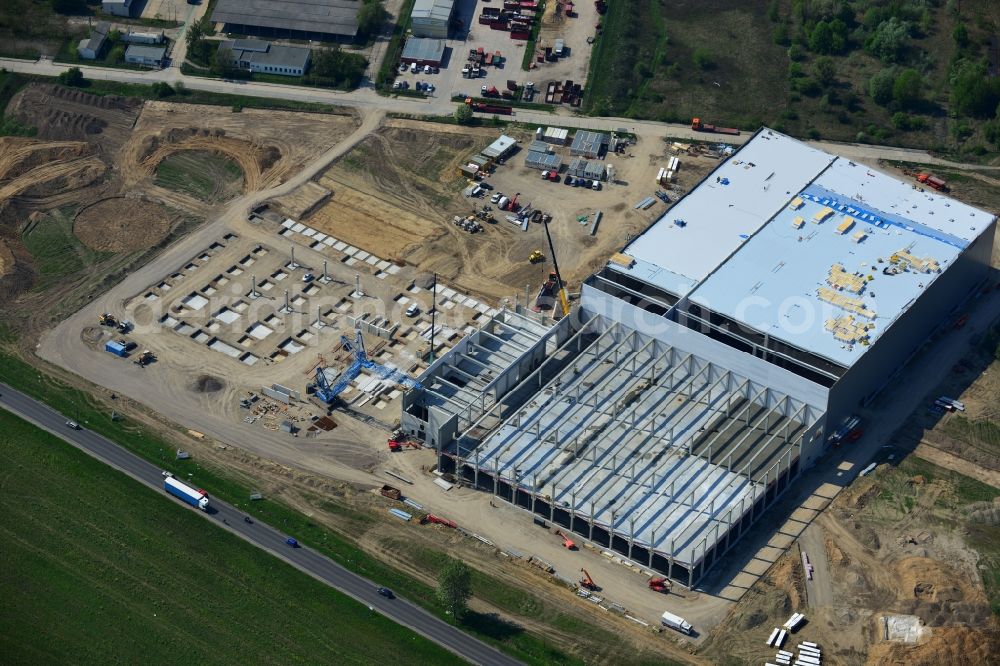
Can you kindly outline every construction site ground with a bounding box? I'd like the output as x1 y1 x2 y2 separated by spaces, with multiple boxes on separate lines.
695 233 1000 665
285 117 713 303
529 0 600 87
5 76 1000 665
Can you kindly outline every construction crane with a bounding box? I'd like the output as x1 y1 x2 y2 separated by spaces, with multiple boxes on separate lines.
313 331 423 403
541 217 570 317
579 568 599 591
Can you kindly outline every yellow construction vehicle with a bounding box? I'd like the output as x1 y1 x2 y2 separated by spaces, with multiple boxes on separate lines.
541 220 571 317
528 250 544 263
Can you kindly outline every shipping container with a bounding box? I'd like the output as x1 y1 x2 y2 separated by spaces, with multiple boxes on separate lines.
164 475 209 511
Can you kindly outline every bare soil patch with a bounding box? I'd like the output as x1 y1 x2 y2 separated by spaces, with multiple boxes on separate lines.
192 375 225 393
8 84 142 156
0 238 13 278
300 118 689 302
73 198 172 252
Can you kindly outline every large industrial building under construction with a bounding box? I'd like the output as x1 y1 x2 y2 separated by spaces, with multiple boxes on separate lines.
401 128 997 587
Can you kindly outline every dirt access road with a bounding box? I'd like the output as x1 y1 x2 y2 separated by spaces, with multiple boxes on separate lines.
36 109 387 487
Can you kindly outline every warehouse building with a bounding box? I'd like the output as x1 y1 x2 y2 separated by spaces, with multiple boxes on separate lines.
411 0 456 38
401 128 996 587
212 0 360 41
217 39 311 76
400 37 446 67
570 130 609 158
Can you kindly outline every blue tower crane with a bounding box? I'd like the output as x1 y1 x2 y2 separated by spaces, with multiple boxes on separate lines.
314 331 422 403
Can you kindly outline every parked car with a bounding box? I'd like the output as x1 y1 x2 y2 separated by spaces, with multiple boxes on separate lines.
301 272 314 282
425 83 434 92
592 180 601 191
398 63 407 73
490 192 502 204
405 304 420 317
410 62 418 73
563 174 574 185
423 64 432 74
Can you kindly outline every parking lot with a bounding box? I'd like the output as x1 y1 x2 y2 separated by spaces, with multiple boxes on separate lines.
392 60 443 95
390 0 545 101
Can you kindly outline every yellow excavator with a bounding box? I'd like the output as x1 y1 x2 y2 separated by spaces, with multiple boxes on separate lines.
528 250 544 263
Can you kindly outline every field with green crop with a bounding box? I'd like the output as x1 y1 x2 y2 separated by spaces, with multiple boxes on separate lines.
0 342 596 666
20 208 111 291
0 408 464 664
155 151 244 202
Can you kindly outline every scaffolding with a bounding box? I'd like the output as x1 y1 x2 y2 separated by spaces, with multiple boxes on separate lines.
408 313 822 587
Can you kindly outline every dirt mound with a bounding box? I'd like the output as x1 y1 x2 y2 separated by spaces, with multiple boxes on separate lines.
866 625 1000 666
0 238 13 278
8 85 141 150
192 375 225 393
0 138 106 203
47 84 139 112
0 138 93 180
73 198 173 252
893 557 983 605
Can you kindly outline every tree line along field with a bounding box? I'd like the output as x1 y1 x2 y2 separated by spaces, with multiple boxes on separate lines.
0 409 463 666
584 0 1000 159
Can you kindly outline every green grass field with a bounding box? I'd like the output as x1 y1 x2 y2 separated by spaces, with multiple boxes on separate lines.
154 151 244 203
0 344 596 665
0 408 464 664
21 209 111 291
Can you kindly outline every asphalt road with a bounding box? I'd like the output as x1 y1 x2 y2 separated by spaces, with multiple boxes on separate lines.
0 382 522 666
0 54 992 171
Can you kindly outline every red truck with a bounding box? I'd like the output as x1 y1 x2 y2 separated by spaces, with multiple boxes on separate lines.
691 117 740 136
465 97 514 115
916 172 948 191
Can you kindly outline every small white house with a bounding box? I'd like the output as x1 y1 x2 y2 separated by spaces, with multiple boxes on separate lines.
77 21 110 60
124 45 166 68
